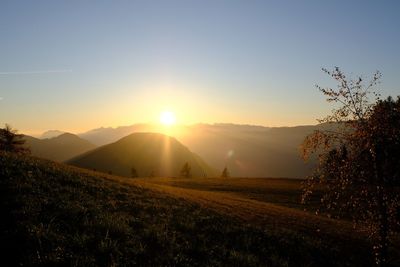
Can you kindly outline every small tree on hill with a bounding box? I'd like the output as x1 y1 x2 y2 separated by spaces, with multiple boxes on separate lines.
301 67 400 266
221 167 230 178
131 166 138 178
180 162 191 178
0 124 30 154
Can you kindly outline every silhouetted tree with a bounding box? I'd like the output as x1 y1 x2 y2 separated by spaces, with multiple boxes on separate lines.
221 167 230 178
0 124 30 154
301 67 400 266
131 166 138 178
180 162 191 178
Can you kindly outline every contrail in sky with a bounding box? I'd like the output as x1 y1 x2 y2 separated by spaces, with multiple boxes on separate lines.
0 70 72 75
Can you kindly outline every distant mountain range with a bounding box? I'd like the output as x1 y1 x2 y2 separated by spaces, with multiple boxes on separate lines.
24 133 96 162
76 123 332 178
39 130 66 139
68 132 217 178
175 123 334 178
30 123 336 178
78 124 160 146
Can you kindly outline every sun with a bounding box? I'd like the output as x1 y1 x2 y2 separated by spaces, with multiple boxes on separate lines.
160 111 176 126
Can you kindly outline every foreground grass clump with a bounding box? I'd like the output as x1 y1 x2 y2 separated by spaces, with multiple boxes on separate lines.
0 152 372 266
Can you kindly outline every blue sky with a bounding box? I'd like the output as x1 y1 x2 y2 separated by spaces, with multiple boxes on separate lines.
1 0 399 134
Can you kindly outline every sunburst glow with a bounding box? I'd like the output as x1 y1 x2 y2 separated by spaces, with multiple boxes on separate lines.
160 111 176 126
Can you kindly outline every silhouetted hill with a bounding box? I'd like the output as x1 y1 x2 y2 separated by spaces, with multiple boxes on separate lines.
24 133 96 162
68 132 217 177
78 123 337 178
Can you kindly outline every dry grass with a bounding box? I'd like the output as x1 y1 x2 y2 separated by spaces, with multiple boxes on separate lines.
1 153 377 266
107 177 366 242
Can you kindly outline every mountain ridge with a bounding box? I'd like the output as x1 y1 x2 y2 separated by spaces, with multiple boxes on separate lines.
40 123 337 178
39 129 66 139
24 133 96 162
68 132 218 178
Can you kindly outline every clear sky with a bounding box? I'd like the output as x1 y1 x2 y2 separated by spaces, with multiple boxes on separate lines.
1 0 399 135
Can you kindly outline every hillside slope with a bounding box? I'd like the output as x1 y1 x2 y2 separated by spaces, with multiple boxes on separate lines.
24 133 96 162
68 132 217 177
0 152 373 266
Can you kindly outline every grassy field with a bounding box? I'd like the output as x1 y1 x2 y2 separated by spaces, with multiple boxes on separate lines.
132 177 314 209
0 152 382 266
